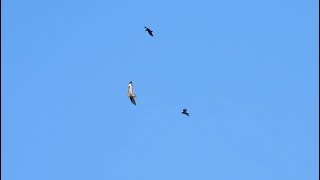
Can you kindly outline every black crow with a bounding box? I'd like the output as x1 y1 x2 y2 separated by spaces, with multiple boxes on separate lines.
182 109 190 116
144 27 154 36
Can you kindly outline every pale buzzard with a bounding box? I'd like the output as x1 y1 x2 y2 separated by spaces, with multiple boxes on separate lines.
128 81 136 105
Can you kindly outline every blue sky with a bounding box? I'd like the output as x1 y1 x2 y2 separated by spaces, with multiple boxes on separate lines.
2 0 319 179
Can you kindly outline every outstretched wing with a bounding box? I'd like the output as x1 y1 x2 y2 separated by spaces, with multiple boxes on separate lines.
128 81 133 96
130 97 136 105
148 30 154 36
183 109 187 113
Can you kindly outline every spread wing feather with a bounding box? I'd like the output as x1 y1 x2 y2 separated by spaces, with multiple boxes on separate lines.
130 97 136 105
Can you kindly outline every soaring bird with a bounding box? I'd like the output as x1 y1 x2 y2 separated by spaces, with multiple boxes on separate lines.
182 109 190 116
144 27 154 36
128 81 136 105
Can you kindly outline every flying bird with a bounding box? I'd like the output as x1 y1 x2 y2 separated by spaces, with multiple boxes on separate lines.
128 81 136 105
144 27 154 36
182 109 190 116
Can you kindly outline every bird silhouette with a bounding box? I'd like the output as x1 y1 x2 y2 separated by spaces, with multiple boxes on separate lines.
182 109 190 116
128 81 136 105
144 27 154 36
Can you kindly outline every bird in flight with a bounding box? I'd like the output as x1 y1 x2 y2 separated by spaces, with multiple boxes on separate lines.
144 27 154 36
128 81 136 105
182 109 190 116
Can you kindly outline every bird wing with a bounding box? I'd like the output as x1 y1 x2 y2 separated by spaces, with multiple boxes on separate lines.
130 97 136 105
183 109 187 112
128 81 134 96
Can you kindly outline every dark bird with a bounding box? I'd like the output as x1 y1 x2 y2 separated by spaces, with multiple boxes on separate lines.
144 27 154 36
182 109 190 116
128 81 136 105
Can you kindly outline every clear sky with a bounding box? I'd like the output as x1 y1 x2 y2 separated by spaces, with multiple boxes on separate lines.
2 0 319 179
